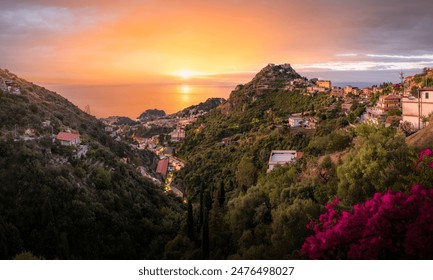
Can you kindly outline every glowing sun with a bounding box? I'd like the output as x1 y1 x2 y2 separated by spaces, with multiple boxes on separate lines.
178 69 193 79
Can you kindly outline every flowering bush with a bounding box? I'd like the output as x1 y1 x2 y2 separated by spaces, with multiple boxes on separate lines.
301 149 433 259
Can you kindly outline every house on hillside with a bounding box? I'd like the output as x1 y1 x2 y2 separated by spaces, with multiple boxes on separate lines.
170 127 185 142
74 145 88 159
288 116 306 128
56 132 81 146
402 87 433 130
5 80 21 94
267 150 303 173
376 94 401 113
156 158 169 178
316 80 332 89
362 87 373 98
364 94 401 123
222 137 231 146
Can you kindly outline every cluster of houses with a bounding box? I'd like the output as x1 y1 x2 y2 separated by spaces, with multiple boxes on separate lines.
0 79 21 95
359 87 433 130
306 80 332 94
169 126 186 142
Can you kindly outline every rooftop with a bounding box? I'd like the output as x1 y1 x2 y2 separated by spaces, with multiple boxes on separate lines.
156 158 169 176
269 150 300 163
56 132 80 141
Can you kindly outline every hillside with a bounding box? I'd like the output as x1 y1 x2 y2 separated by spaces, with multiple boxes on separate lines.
169 97 225 118
219 63 311 114
406 122 433 150
137 109 166 121
166 63 417 260
405 67 433 92
0 69 183 259
100 116 137 126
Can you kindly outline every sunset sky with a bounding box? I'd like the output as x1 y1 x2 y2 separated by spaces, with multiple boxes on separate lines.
1 0 433 85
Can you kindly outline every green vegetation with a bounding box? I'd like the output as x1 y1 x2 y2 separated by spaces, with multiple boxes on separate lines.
166 65 418 259
0 69 183 259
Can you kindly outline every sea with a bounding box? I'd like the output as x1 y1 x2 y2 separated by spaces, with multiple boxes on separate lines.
42 83 236 119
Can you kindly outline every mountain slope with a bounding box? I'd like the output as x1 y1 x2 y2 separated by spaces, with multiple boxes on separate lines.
168 64 416 260
170 97 226 118
406 122 433 150
0 69 183 259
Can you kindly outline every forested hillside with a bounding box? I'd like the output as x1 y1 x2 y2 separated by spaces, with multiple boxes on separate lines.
0 69 183 259
166 64 426 259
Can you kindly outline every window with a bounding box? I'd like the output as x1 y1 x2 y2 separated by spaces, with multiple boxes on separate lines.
426 92 430 99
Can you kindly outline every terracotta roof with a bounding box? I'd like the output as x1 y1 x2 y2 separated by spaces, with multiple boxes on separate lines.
56 132 80 141
156 158 169 176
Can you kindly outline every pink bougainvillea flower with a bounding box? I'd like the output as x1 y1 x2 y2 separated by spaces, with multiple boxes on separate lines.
301 185 433 259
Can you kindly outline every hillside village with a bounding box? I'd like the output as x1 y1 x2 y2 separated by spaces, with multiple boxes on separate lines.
3 65 433 200
106 65 433 199
100 98 225 196
2 64 433 260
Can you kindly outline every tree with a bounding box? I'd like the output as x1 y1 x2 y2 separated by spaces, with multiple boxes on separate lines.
337 125 412 205
187 201 194 241
235 155 257 190
217 181 226 207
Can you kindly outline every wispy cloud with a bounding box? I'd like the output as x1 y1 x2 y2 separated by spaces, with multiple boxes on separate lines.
366 54 433 60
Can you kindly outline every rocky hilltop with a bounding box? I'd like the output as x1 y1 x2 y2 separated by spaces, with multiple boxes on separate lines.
100 116 137 126
220 63 312 113
170 97 226 118
137 109 166 121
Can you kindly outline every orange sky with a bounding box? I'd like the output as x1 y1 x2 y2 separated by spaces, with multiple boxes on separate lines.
1 0 433 85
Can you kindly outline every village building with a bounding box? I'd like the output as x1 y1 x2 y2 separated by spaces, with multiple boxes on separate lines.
362 87 373 97
56 132 81 146
331 87 344 97
222 137 231 146
316 80 332 89
344 85 354 95
267 150 303 173
4 80 21 95
74 145 88 159
156 158 169 178
364 94 401 123
169 127 186 142
288 116 306 127
41 120 51 128
402 87 433 130
375 94 401 114
307 86 327 93
163 147 174 157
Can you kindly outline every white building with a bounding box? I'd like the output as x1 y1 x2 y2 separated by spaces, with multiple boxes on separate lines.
288 116 306 128
402 88 433 130
267 150 303 173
